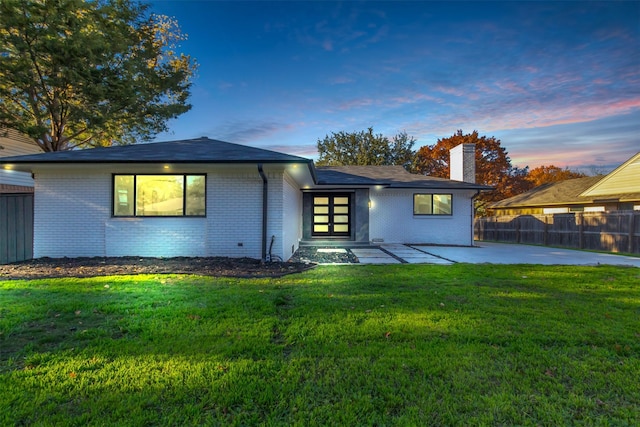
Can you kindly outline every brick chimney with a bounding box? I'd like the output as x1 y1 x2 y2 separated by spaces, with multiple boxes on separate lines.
450 144 475 183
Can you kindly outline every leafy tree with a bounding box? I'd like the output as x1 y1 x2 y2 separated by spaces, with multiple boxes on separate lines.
414 130 531 213
316 127 416 169
526 165 586 186
0 0 196 151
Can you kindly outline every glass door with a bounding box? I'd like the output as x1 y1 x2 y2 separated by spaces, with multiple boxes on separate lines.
312 194 351 237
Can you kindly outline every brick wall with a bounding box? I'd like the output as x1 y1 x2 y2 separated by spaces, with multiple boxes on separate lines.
34 171 110 257
105 218 207 257
207 171 264 258
32 166 298 260
281 171 302 260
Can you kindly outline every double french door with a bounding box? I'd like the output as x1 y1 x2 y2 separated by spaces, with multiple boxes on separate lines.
312 193 351 237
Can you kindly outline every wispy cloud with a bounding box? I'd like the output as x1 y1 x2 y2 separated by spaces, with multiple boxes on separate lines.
258 143 318 157
208 120 295 143
328 76 354 85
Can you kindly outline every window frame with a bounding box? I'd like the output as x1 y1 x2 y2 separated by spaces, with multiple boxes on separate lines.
112 173 207 218
413 193 453 216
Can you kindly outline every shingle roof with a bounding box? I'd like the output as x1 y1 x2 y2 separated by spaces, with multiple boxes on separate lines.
489 176 604 208
0 138 494 190
0 137 311 164
316 165 492 190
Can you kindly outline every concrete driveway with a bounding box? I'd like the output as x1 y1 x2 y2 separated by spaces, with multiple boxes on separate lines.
320 242 640 266
409 242 640 267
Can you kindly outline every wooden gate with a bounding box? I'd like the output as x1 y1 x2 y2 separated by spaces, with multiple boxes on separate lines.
0 193 34 264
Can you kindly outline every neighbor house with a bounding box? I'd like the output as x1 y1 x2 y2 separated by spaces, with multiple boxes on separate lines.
488 152 640 215
0 138 490 261
0 128 42 193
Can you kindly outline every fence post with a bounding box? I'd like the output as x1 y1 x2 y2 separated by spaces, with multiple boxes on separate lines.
578 213 584 249
629 212 635 254
516 216 521 244
492 217 497 241
543 215 548 246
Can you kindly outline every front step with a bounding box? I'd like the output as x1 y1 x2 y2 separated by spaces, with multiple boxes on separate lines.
299 240 375 248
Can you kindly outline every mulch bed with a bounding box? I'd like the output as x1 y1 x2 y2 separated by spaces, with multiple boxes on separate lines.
0 248 360 280
0 256 315 280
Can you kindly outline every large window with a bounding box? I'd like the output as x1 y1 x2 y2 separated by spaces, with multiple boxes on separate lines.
113 174 206 217
413 194 452 215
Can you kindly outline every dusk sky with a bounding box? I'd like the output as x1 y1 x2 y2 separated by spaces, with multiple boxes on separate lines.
149 1 640 173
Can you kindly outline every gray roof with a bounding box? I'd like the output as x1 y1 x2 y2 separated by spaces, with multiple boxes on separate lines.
0 137 311 164
0 138 493 190
316 165 492 190
489 176 607 208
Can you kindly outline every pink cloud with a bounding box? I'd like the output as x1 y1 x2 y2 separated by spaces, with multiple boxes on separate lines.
496 98 640 130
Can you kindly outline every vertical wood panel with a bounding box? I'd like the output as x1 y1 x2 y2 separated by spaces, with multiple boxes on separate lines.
0 196 7 263
0 194 34 264
475 211 640 254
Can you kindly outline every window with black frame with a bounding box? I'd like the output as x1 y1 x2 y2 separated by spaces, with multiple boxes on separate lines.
413 194 452 215
113 174 206 217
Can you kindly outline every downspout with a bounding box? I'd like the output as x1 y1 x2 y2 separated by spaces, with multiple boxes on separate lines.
258 164 268 262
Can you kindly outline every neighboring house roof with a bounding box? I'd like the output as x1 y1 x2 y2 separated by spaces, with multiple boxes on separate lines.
489 176 605 209
0 137 311 165
580 152 640 200
0 128 42 156
316 165 492 190
490 150 640 209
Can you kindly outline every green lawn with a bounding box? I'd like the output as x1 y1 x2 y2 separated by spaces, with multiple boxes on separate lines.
1 264 639 426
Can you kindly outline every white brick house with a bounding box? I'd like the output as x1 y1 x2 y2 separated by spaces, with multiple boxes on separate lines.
0 138 490 261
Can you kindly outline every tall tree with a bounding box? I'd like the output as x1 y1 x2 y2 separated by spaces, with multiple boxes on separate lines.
526 165 586 186
316 127 416 169
0 0 196 151
414 130 530 213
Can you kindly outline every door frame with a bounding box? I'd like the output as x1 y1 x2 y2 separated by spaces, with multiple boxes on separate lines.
311 192 352 237
301 189 370 243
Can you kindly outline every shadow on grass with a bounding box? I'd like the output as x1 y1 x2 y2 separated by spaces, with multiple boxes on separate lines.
1 264 639 425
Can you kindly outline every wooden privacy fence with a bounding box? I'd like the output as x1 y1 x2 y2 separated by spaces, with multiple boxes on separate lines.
475 211 640 254
0 193 34 264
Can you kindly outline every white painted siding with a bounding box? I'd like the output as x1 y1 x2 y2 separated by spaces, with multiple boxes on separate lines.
580 152 640 197
369 188 476 246
0 131 42 187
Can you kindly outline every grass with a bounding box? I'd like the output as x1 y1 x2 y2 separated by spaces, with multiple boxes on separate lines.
1 264 639 426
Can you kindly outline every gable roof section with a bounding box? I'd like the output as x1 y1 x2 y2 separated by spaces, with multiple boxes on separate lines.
489 176 605 208
580 152 640 199
1 137 494 190
316 165 492 190
0 137 311 165
0 128 42 155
